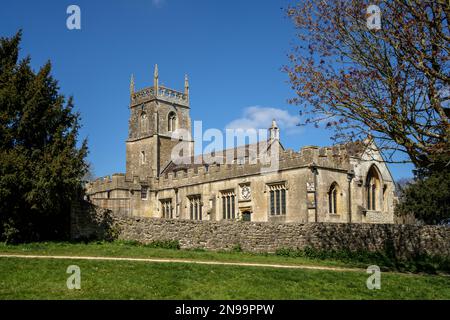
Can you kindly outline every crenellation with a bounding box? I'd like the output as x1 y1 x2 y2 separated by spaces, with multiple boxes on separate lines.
85 68 396 224
175 170 185 179
319 147 327 157
130 85 188 107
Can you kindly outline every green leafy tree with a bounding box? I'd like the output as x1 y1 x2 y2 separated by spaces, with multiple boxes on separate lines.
0 31 88 242
395 164 450 225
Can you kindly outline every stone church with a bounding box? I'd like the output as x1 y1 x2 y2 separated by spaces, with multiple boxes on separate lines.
86 65 396 224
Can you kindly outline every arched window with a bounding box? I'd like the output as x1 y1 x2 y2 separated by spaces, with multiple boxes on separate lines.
328 183 339 214
140 151 146 164
140 112 148 133
168 112 176 132
366 165 381 211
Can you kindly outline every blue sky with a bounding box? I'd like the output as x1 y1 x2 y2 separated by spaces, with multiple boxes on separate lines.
0 0 414 180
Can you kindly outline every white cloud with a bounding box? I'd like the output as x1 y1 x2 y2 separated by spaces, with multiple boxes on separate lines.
225 106 302 135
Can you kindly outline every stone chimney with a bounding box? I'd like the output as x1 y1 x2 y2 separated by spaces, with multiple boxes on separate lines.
268 119 280 142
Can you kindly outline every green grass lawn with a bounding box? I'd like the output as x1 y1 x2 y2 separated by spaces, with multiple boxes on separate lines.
1 257 450 299
1 241 450 299
0 241 362 269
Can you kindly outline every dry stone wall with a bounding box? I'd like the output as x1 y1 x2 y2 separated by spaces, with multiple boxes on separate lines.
71 206 450 259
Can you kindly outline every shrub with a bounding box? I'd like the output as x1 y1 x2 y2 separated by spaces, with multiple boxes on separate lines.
232 243 243 252
115 240 141 246
2 220 20 245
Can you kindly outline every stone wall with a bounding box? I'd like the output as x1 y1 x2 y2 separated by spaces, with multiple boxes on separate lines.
70 200 117 241
71 208 450 259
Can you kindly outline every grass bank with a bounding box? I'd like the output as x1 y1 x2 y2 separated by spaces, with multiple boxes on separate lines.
0 241 448 274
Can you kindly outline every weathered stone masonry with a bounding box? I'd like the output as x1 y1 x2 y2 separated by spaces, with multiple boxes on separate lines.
71 206 450 259
86 65 397 224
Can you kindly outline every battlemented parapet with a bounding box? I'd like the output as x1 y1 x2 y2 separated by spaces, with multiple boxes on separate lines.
131 85 188 107
130 64 189 108
154 142 360 190
84 67 395 224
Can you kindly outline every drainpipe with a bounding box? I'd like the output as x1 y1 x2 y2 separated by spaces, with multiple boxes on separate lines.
311 163 319 222
174 187 179 218
347 170 355 223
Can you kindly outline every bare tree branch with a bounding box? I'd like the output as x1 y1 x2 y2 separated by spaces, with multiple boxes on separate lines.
285 0 450 168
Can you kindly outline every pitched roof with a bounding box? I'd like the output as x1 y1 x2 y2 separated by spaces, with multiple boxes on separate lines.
160 139 284 174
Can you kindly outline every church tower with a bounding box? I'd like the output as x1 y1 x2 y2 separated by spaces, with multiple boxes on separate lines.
126 65 193 179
